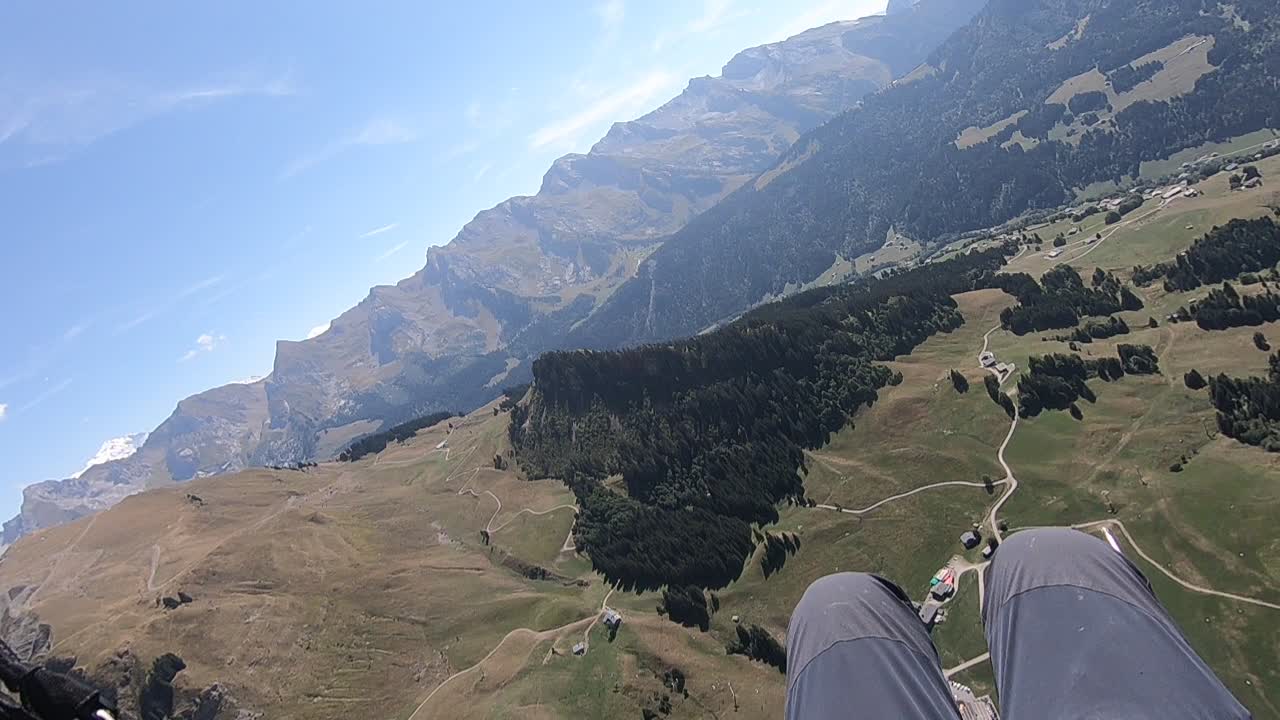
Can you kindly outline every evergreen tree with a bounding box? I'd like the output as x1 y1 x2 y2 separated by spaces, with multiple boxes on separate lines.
1184 369 1208 390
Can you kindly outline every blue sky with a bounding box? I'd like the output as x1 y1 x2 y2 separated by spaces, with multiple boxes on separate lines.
0 0 886 516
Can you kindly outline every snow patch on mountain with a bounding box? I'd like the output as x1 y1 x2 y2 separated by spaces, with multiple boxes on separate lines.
72 432 148 478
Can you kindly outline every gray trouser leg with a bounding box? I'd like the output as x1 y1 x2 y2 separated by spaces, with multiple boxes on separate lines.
786 573 960 719
984 527 1250 719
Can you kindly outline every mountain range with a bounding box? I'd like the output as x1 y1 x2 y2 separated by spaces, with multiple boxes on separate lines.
6 0 1280 716
3 0 987 543
568 0 1280 345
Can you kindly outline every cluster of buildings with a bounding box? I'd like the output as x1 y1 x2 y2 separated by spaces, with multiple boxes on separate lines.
951 681 1000 720
571 608 624 656
980 352 1016 382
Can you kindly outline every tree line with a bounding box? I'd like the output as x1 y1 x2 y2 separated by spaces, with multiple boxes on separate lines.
511 247 1012 591
338 411 459 462
658 584 716 632
1188 281 1280 330
1009 345 1160 418
726 624 786 672
1050 315 1131 344
1206 353 1280 452
1133 217 1280 291
996 266 1143 336
1108 60 1163 93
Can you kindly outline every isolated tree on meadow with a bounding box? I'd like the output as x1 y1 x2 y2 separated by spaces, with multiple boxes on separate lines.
1184 369 1208 390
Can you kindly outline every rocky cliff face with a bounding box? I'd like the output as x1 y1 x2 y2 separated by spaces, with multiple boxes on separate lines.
3 381 269 545
5 4 983 542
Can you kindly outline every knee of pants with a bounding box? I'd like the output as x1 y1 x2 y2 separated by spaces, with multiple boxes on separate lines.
993 527 1114 572
796 572 883 609
988 525 1121 573
789 571 916 641
985 526 1154 624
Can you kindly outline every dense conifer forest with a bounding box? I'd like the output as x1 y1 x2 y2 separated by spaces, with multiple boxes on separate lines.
1133 218 1280 292
1190 282 1280 330
510 248 1011 591
995 266 1142 335
1016 345 1160 417
1207 354 1280 452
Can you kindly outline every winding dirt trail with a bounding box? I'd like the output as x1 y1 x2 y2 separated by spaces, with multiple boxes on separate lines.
24 513 100 610
487 505 578 534
454 465 576 535
1066 204 1163 264
817 480 1006 516
985 410 1020 545
406 621 587 720
977 319 1279 613
945 316 1280 678
146 545 162 592
373 425 455 467
406 587 617 720
980 324 1020 544
1072 519 1280 611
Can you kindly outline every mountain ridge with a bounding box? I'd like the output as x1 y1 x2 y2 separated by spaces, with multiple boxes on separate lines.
565 0 1280 347
5 1 989 543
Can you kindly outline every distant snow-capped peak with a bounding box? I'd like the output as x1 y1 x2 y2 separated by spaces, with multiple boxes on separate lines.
72 432 148 478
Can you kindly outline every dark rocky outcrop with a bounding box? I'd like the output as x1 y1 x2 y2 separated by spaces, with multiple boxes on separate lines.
160 593 194 611
0 601 253 720
140 654 186 720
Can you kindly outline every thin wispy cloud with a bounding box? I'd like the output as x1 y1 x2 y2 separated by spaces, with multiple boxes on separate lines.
531 71 674 150
472 163 494 184
281 117 418 180
0 404 7 422
194 284 240 311
306 322 331 340
440 139 481 163
462 90 522 134
653 0 739 51
117 309 160 334
179 332 225 362
0 70 295 165
175 274 224 300
768 0 883 43
690 0 735 32
18 378 72 413
375 240 411 262
116 275 225 333
596 0 626 47
360 223 399 239
63 322 89 341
